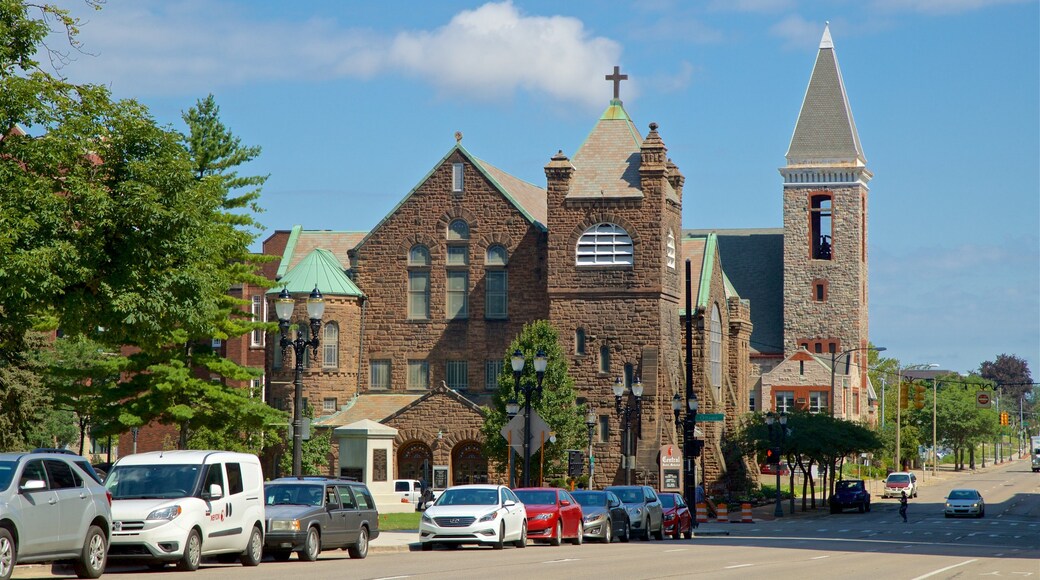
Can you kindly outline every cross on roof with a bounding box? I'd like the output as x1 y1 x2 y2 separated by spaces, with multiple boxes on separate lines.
605 65 628 100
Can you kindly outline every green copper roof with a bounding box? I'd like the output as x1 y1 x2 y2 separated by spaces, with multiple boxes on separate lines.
599 98 631 121
276 225 304 279
267 248 363 297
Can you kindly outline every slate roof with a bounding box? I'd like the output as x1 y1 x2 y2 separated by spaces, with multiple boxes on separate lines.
685 228 784 356
786 24 866 167
276 227 366 277
266 248 363 297
316 393 424 428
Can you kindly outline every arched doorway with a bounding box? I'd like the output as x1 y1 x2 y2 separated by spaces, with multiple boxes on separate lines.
397 441 432 483
452 441 488 485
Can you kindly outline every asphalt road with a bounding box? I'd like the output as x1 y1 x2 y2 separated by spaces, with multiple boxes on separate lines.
17 460 1039 580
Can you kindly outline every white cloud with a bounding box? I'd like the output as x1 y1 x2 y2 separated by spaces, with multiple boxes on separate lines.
54 0 620 108
769 14 827 49
869 0 1031 14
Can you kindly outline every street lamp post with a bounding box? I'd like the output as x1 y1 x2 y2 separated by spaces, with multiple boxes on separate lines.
275 286 325 478
672 392 699 517
512 349 547 487
506 398 519 487
585 410 596 486
614 376 644 485
766 412 788 518
830 346 886 418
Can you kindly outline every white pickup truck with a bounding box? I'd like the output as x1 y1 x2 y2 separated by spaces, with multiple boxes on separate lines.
1030 436 1040 472
393 479 440 511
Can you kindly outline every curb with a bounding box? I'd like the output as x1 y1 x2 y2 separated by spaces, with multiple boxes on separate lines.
370 543 419 554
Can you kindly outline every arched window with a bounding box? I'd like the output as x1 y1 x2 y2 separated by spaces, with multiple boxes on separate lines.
576 223 634 266
710 304 722 394
322 322 338 368
485 245 507 265
810 194 832 260
666 229 676 270
409 244 430 266
575 328 586 355
447 219 470 241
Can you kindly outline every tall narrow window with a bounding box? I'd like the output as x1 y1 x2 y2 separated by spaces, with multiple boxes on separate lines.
250 295 265 347
446 360 468 390
576 223 634 266
575 328 586 355
485 245 508 320
624 363 634 389
485 359 503 390
666 229 676 270
710 304 722 392
408 272 430 320
370 360 391 390
407 360 429 390
322 322 338 368
599 345 610 374
810 194 833 260
452 163 464 192
446 271 468 319
597 415 610 443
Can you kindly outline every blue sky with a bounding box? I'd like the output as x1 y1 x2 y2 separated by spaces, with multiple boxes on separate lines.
53 0 1038 377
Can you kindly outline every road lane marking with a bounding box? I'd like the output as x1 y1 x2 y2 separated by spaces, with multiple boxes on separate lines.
725 564 754 569
542 558 580 564
910 559 978 580
663 549 688 553
374 577 411 580
810 555 830 560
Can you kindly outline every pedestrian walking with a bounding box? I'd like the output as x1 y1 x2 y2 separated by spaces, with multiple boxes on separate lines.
899 490 908 523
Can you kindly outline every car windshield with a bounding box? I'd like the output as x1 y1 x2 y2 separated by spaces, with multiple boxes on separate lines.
887 474 910 484
948 490 977 500
105 464 201 500
514 490 556 505
0 461 16 491
436 488 499 506
659 494 676 508
837 481 863 491
265 484 324 506
612 488 643 504
572 492 604 508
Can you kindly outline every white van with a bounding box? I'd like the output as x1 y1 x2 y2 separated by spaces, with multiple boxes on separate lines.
104 450 265 571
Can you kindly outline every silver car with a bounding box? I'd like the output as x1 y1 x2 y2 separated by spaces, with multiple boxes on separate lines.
944 489 985 518
0 452 112 580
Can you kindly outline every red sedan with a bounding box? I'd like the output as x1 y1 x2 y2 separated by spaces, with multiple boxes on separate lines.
513 487 584 546
658 492 693 539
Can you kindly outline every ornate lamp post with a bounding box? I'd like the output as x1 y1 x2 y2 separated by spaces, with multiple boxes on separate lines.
766 412 788 518
614 376 644 485
672 391 699 513
585 409 597 486
275 286 325 477
512 349 547 487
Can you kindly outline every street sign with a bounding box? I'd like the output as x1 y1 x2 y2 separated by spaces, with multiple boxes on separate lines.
501 409 551 453
976 391 992 408
698 413 725 422
659 444 682 491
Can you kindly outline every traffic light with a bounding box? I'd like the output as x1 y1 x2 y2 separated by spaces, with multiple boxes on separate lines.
765 447 781 464
1000 412 1009 426
914 384 927 409
899 383 910 409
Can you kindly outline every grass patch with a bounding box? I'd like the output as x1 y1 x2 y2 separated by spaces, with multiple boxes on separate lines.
379 511 421 531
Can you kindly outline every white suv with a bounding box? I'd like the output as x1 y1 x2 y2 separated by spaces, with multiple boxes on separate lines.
882 472 918 498
105 451 265 571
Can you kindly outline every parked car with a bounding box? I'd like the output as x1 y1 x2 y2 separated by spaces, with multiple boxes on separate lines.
882 472 918 498
0 451 111 580
658 492 693 539
263 477 379 560
513 487 583 546
30 448 105 485
759 463 791 476
419 484 527 550
830 479 871 513
944 489 985 518
604 485 664 541
571 490 630 543
105 450 265 571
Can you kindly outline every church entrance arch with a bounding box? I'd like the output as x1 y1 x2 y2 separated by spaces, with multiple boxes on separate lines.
397 441 432 483
452 441 488 485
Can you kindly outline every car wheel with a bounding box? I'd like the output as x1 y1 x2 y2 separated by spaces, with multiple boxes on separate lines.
71 524 106 579
572 522 583 545
177 529 202 572
420 542 433 552
866 502 871 513
603 520 612 544
300 527 321 561
241 525 263 567
270 550 292 561
641 519 651 541
619 519 630 543
683 521 693 540
348 526 369 559
0 528 12 580
549 521 562 547
858 503 865 513
492 522 505 550
654 519 665 541
514 522 527 548
830 503 839 514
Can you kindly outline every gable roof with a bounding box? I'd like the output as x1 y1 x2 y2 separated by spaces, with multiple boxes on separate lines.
353 142 547 253
317 393 424 428
685 228 784 356
275 226 366 279
266 247 363 297
382 381 486 423
567 99 645 200
786 24 866 167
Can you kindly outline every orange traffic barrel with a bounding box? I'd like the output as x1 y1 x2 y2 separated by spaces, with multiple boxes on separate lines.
716 503 728 523
740 503 753 523
695 502 708 523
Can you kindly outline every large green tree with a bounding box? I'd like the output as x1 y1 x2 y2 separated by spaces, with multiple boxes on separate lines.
480 320 586 485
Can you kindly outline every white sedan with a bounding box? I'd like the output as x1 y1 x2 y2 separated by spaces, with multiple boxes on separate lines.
419 484 527 550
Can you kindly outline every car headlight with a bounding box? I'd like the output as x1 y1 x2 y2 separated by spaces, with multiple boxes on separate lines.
664 513 676 521
532 513 553 521
583 513 604 523
971 503 979 508
628 506 643 516
478 510 499 523
421 511 433 522
269 520 301 532
945 502 951 508
146 505 182 521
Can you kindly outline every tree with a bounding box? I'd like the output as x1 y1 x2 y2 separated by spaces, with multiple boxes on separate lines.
275 405 332 476
480 321 586 485
979 354 1033 403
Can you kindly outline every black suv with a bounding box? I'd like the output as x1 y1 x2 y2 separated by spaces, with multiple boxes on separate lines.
263 477 379 561
831 479 871 513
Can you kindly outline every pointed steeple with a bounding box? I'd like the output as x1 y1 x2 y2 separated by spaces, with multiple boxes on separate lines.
786 23 865 167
